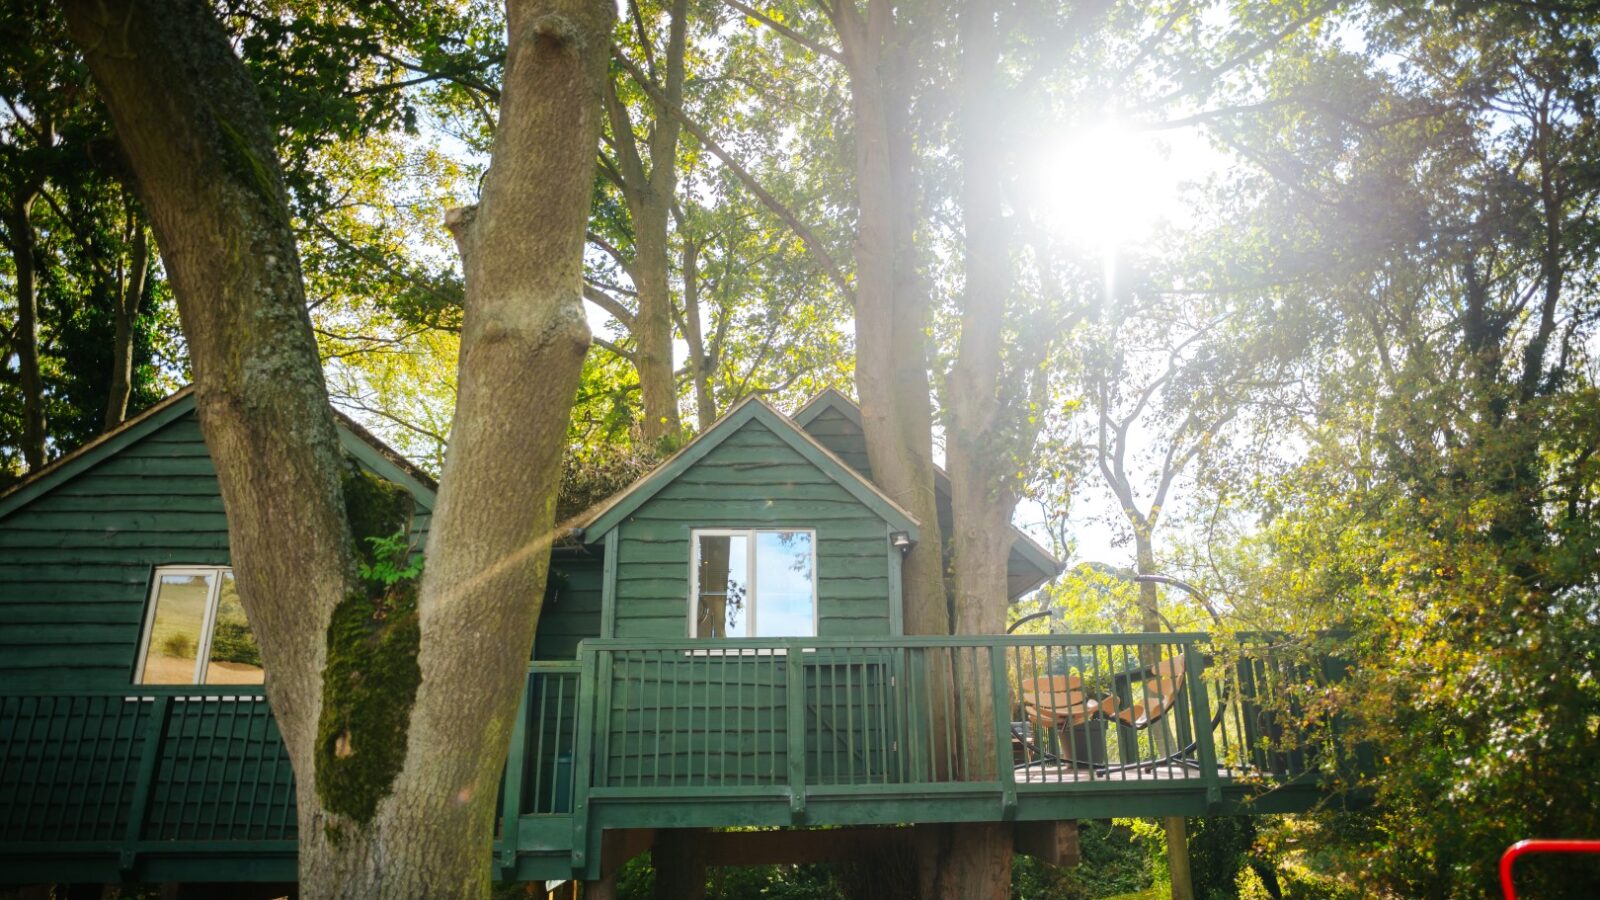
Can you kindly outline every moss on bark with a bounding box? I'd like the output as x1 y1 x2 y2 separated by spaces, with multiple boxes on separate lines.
313 466 422 824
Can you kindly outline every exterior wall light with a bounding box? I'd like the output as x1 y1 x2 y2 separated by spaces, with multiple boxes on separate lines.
890 531 914 553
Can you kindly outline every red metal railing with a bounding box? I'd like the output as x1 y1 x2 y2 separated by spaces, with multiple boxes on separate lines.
1500 839 1600 900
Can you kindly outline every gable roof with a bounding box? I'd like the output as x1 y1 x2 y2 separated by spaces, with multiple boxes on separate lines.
573 395 920 540
0 386 437 522
794 388 1064 597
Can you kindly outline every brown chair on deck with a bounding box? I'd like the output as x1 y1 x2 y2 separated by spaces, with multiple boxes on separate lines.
1101 652 1187 728
1014 673 1108 769
1100 652 1204 773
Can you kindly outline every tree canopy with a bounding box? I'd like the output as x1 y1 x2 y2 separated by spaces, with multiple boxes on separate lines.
6 0 1598 896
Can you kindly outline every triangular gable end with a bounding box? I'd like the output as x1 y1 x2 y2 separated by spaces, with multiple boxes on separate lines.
0 388 437 523
576 396 920 541
793 388 1064 598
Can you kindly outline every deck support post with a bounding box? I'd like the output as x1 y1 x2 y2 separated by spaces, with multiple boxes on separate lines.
569 650 600 873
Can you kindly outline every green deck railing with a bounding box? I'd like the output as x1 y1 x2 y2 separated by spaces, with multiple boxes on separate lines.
0 632 1332 882
0 687 296 881
569 633 1315 805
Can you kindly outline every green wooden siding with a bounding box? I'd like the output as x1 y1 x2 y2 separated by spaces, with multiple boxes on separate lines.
533 553 603 660
608 418 896 640
797 400 1057 599
800 406 873 475
0 409 432 691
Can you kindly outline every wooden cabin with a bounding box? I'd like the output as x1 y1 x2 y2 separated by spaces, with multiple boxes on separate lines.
0 388 1329 886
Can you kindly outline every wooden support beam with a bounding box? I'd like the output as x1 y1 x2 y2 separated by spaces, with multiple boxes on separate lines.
600 828 655 877
1013 820 1080 867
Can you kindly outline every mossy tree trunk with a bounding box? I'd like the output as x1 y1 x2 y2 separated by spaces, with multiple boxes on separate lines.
65 0 612 895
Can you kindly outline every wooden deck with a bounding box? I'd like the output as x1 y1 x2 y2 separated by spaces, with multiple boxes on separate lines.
1 631 1339 883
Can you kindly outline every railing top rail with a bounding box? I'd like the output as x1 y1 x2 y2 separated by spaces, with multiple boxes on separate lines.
0 685 270 700
579 632 1214 652
529 660 583 673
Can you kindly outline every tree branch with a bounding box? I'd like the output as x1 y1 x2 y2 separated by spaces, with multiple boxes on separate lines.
613 48 853 302
720 0 843 61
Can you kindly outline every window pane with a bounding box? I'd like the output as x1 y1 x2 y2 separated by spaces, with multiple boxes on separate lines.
695 534 749 638
140 573 213 684
754 531 815 637
205 571 264 684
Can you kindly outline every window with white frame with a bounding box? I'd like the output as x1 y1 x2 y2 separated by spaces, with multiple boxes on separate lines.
690 529 817 638
135 566 264 685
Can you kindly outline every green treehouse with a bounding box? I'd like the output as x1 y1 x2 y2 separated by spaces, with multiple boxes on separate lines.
0 388 1340 886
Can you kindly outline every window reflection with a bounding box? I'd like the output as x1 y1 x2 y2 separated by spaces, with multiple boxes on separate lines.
140 573 214 684
204 572 264 684
137 567 265 685
692 530 815 638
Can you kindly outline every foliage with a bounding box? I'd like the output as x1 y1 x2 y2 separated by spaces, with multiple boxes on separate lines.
1011 821 1160 900
611 852 845 900
209 620 262 667
0 1 183 482
159 632 195 661
1171 2 1600 894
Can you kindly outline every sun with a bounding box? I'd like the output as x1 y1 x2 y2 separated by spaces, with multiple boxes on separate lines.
1023 122 1189 253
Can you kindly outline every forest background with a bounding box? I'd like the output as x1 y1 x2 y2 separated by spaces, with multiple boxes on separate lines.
3 0 1598 896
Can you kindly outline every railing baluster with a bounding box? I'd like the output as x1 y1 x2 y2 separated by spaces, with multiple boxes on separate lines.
531 675 547 813
989 644 1016 815
785 645 806 818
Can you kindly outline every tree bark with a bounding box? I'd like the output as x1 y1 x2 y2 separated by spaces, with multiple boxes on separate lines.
916 821 1011 900
831 0 947 638
1135 531 1192 900
4 186 46 471
67 0 610 894
937 0 1028 891
105 218 150 430
64 0 356 886
679 237 718 430
605 0 690 444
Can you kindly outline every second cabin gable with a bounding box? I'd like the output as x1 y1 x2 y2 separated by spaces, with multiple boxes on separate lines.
0 390 436 691
582 401 917 641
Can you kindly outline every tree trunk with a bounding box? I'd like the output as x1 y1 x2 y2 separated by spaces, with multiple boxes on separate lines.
105 219 150 430
680 238 717 430
629 201 680 443
607 0 689 445
5 188 46 471
916 822 1011 900
834 1 947 639
68 0 610 894
1134 533 1193 900
937 0 1024 891
64 1 357 887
